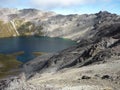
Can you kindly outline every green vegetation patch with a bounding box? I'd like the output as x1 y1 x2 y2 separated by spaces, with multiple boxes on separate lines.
0 19 44 38
0 20 14 37
17 21 43 36
32 52 45 56
0 54 22 78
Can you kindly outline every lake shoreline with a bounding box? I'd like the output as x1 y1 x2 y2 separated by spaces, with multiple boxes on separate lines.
0 51 45 79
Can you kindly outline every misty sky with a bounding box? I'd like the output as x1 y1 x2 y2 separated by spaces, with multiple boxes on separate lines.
0 0 120 15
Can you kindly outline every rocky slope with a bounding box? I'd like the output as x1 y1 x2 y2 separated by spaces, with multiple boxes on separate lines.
0 8 120 41
0 8 55 38
0 11 120 90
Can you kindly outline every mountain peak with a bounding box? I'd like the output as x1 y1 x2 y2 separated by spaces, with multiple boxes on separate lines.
95 11 112 16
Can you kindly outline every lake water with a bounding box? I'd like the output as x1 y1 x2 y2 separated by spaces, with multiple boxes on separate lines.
0 36 76 62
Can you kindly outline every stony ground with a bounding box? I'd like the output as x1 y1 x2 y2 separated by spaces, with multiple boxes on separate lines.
26 57 120 90
1 56 120 90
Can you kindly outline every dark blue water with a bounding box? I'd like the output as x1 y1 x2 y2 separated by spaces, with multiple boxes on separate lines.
0 36 76 62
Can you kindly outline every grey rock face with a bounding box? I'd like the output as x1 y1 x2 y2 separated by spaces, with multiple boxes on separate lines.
0 8 56 21
41 14 97 40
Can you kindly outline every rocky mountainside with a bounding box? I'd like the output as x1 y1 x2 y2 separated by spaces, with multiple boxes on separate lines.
0 10 120 90
0 8 120 41
0 8 56 37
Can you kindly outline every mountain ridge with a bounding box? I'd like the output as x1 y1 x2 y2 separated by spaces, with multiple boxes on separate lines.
0 8 120 41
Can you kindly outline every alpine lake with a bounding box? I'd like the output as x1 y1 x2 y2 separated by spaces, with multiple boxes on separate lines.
0 36 76 78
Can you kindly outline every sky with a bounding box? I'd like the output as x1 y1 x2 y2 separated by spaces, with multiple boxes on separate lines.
0 0 120 15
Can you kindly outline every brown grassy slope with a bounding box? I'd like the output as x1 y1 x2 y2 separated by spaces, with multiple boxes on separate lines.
0 54 22 78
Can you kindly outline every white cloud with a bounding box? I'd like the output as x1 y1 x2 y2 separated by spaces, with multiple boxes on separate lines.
29 0 112 10
0 0 112 10
29 0 96 9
